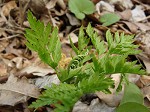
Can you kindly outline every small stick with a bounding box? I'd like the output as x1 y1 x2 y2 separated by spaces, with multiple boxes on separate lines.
0 34 20 40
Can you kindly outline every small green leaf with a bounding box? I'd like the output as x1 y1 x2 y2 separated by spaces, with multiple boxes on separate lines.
69 36 79 55
105 60 114 73
78 26 89 52
78 74 114 94
116 82 149 112
75 12 85 20
116 102 150 112
106 30 113 47
100 13 120 26
48 27 59 52
86 23 106 55
121 83 143 104
69 0 95 20
52 39 61 67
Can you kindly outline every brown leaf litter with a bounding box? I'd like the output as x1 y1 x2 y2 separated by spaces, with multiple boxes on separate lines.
0 0 150 111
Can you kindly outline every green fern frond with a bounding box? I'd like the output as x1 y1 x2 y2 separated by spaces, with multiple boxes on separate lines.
25 10 61 69
86 23 106 55
78 26 90 52
69 36 79 54
69 26 90 55
106 30 140 55
29 83 82 112
57 52 93 84
78 74 114 94
58 60 93 85
58 67 82 83
93 55 145 75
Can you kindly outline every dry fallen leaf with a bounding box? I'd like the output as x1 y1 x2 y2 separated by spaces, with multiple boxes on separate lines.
0 40 9 53
20 65 55 76
108 0 133 9
131 5 146 22
73 98 115 112
46 0 57 9
134 22 150 32
28 0 48 15
64 32 79 44
117 9 132 20
61 43 74 57
66 13 81 26
128 74 141 84
0 60 7 76
5 38 23 57
0 29 7 39
0 90 28 106
96 1 115 15
57 0 66 10
58 53 72 69
11 57 24 69
0 74 40 97
139 0 150 5
0 74 40 106
139 31 150 74
142 86 150 101
2 1 17 17
140 75 150 86
142 60 150 74
121 21 138 33
35 75 60 88
137 76 150 107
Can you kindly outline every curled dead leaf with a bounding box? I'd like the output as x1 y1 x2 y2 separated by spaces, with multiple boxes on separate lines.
46 0 57 9
120 21 138 33
117 9 132 20
108 0 133 9
142 86 150 101
0 60 7 76
140 75 150 86
134 23 150 32
66 13 81 26
96 1 114 15
58 53 72 69
20 65 55 77
2 1 17 17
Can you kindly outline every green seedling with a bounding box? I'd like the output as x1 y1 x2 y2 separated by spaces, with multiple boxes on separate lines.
69 0 95 19
100 13 120 26
25 10 148 112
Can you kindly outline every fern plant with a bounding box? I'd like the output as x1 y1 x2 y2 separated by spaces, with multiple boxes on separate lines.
25 10 146 112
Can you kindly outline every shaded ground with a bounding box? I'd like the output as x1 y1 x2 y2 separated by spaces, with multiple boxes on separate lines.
0 0 150 112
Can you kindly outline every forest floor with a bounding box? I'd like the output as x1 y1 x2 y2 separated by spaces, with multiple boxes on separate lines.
0 0 150 112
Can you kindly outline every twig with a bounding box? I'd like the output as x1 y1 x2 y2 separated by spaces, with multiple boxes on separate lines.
136 15 150 22
0 72 55 83
57 0 66 10
0 28 24 34
0 72 38 83
0 34 20 40
19 0 31 26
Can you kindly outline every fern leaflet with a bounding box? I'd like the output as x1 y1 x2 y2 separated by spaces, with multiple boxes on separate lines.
29 83 82 112
25 10 61 69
